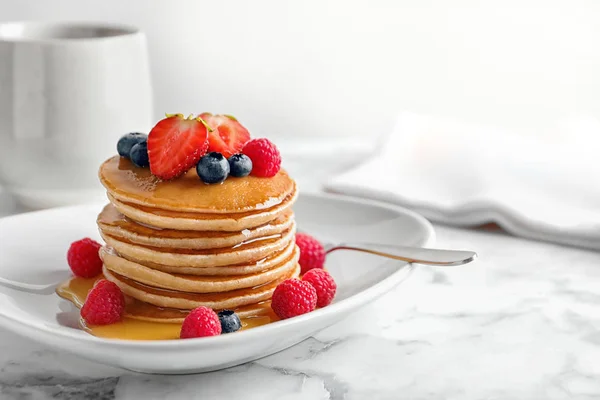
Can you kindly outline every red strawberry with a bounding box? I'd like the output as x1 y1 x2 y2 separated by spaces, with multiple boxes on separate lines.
200 113 251 158
148 114 210 180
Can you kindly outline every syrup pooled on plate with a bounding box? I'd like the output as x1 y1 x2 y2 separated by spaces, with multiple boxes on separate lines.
56 276 277 340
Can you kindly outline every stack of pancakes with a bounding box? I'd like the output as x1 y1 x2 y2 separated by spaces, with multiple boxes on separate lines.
96 156 299 323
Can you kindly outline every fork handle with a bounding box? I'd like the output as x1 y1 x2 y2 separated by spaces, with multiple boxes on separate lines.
326 243 477 266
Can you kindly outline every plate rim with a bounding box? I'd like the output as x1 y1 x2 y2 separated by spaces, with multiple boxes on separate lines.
0 192 435 349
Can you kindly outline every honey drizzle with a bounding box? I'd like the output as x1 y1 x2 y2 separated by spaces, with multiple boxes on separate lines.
56 276 278 341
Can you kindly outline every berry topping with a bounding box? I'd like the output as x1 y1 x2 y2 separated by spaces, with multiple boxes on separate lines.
148 114 210 180
117 132 147 158
271 278 317 319
218 310 242 334
302 269 337 307
241 138 281 177
228 153 253 177
196 152 230 184
67 238 103 278
180 306 222 339
295 233 326 274
81 280 125 325
200 113 251 158
130 141 149 168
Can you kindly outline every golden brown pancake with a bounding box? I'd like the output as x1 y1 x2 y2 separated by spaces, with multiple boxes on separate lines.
100 225 295 268
100 245 299 293
97 204 295 249
123 297 274 323
99 156 295 213
104 264 300 310
107 188 297 232
116 242 297 276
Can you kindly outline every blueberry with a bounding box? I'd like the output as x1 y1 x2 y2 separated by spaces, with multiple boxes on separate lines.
117 132 147 158
228 153 252 177
196 152 230 184
130 141 149 168
218 310 241 334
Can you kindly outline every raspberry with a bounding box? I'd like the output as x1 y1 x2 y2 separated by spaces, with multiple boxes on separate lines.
295 233 326 274
180 306 222 339
271 278 317 319
302 269 337 307
81 280 125 325
242 138 281 177
67 238 103 278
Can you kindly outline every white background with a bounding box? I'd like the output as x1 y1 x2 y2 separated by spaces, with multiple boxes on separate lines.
2 0 600 144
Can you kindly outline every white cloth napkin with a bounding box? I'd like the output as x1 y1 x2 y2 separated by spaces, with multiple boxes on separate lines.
325 112 600 250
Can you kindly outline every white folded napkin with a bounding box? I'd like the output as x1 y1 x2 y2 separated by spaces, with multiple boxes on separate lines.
325 112 600 250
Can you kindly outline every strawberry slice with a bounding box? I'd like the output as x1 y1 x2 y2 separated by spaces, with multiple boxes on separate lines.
148 114 210 180
200 113 251 158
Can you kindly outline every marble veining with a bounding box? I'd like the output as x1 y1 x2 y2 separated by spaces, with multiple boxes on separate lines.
2 185 600 398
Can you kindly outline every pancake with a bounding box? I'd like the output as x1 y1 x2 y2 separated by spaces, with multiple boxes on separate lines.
101 224 296 268
104 264 300 310
108 188 297 232
99 156 295 213
100 245 299 293
97 204 295 249
123 298 274 323
117 241 297 276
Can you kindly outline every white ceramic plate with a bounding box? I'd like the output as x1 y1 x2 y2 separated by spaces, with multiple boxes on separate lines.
0 193 434 374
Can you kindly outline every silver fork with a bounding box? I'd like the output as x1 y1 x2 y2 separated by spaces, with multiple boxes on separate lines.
0 243 476 295
323 242 476 266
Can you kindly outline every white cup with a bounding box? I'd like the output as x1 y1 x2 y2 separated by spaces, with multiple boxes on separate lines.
0 22 153 209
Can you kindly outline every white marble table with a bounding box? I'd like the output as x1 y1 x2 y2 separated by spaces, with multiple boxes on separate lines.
1 185 600 400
